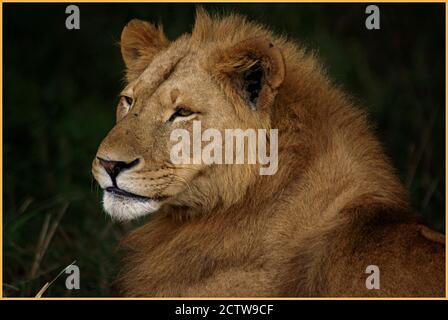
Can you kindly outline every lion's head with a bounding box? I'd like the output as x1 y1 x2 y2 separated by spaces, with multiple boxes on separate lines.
92 10 289 221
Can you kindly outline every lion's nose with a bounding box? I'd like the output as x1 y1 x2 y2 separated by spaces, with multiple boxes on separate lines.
97 157 140 180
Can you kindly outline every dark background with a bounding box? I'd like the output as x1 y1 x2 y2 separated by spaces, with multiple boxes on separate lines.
3 3 445 297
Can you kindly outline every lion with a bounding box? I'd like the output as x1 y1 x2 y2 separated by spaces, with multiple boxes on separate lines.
92 9 445 297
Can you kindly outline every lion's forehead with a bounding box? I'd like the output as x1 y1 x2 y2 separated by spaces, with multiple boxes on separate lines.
133 43 201 94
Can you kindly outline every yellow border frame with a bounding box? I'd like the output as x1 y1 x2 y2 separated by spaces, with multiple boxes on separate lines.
0 0 446 301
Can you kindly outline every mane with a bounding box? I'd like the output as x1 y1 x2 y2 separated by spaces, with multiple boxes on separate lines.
192 8 408 213
192 8 272 43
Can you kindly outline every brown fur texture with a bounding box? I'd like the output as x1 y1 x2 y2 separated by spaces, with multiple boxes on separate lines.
92 9 445 297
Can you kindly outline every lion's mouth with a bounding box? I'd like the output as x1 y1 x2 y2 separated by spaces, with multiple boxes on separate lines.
102 186 164 220
105 186 155 201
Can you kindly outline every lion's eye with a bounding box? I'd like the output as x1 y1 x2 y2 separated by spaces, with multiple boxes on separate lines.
121 95 133 108
168 107 194 122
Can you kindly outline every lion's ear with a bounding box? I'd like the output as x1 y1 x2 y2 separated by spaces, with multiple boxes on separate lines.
211 37 285 111
120 19 169 81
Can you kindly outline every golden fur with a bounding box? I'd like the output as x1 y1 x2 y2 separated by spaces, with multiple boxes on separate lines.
92 9 445 297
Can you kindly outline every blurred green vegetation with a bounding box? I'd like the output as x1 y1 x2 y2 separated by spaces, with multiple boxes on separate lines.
3 3 445 297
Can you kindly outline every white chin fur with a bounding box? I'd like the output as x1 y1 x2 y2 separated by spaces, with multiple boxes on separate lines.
102 192 161 221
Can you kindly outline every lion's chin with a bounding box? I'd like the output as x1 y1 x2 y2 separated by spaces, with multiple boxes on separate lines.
102 191 161 221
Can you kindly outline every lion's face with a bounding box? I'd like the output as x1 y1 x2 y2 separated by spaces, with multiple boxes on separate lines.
92 18 284 220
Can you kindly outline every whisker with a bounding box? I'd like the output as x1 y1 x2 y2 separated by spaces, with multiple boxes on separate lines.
170 175 194 195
